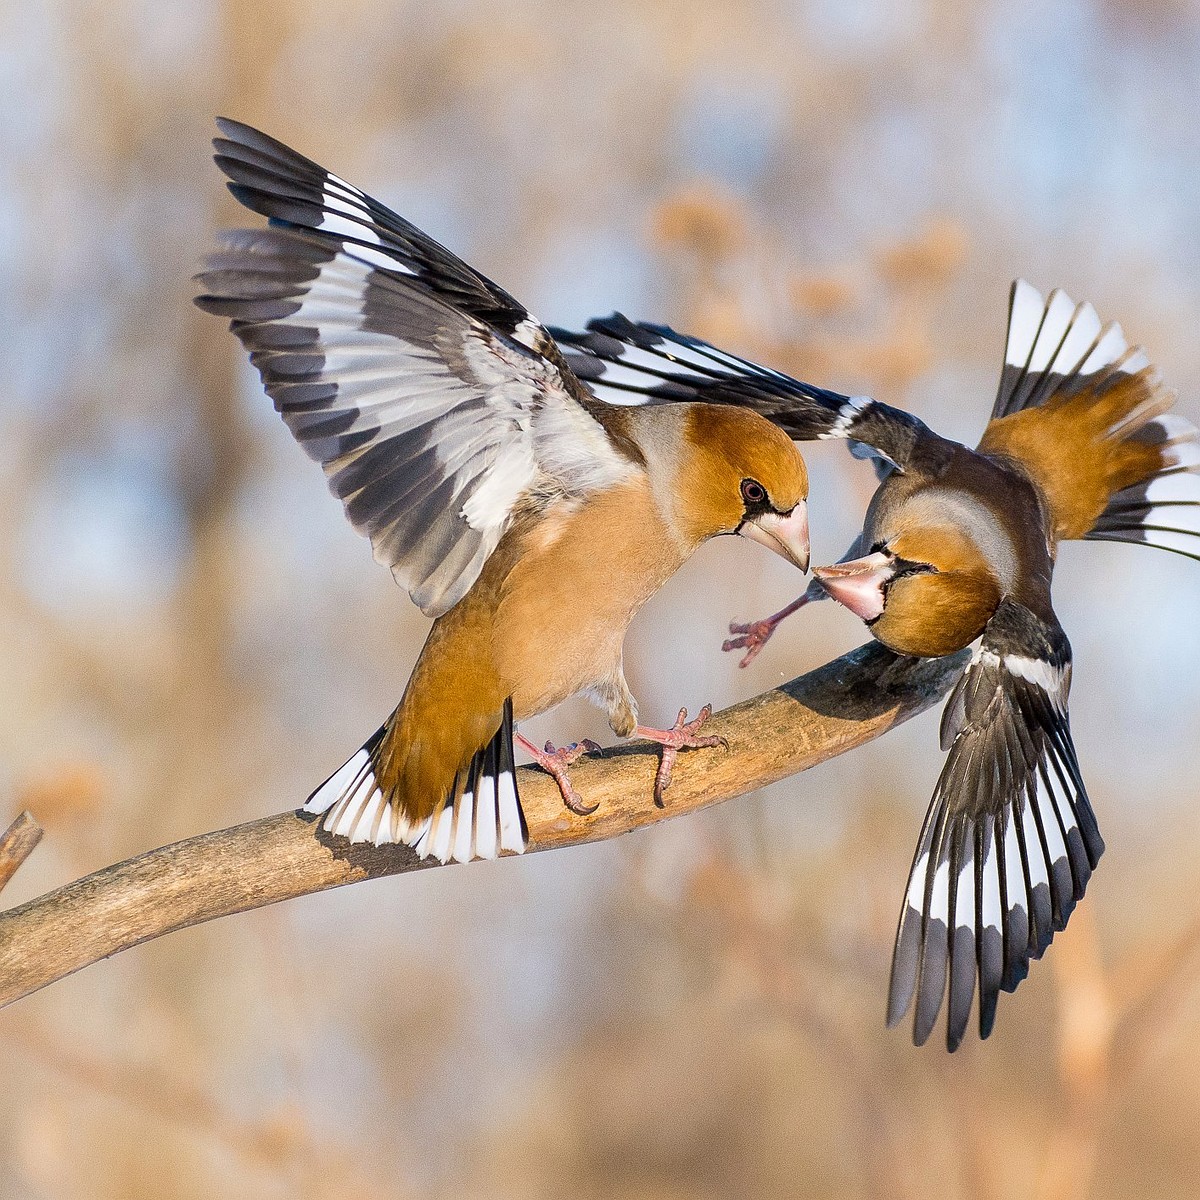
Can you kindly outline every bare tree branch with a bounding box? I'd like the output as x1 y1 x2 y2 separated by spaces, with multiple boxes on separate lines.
0 812 43 896
0 642 967 1010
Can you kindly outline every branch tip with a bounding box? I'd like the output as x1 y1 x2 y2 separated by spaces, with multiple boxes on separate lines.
0 811 45 895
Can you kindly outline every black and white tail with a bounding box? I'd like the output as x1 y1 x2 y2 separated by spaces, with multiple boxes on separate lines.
995 279 1200 561
303 699 527 863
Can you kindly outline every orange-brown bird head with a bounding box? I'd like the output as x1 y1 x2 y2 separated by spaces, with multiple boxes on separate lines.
815 522 1002 657
674 404 810 571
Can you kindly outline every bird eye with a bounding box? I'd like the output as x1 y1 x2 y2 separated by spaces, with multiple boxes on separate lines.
740 478 767 505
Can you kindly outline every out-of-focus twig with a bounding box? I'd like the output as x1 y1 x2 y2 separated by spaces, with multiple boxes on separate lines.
0 812 43 895
0 642 967 1010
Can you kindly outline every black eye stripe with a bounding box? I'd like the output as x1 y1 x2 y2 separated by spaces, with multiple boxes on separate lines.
868 543 935 577
893 556 937 577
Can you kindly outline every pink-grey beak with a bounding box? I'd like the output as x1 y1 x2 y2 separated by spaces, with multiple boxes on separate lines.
739 502 810 573
813 550 895 622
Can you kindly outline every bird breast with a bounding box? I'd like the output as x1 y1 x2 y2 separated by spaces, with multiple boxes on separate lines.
493 476 689 719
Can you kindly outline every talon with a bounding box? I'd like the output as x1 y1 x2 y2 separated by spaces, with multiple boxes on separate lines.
517 732 601 817
562 788 600 817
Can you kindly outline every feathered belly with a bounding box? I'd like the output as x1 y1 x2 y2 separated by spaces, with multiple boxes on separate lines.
494 479 685 719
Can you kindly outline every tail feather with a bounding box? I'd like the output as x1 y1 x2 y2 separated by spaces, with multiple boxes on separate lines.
303 698 527 862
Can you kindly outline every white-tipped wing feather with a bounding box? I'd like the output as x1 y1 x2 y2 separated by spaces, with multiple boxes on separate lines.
196 119 633 619
888 599 1104 1051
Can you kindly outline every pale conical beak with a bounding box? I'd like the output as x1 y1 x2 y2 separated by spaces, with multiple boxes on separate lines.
739 502 810 573
813 551 894 622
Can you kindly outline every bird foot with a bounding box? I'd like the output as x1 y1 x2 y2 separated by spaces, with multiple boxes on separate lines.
634 705 727 807
722 618 778 668
722 593 812 667
515 733 602 816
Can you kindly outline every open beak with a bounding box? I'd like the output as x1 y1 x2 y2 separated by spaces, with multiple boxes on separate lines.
813 551 894 622
739 502 810 573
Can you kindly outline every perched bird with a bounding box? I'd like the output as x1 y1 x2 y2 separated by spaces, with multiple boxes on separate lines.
194 118 852 865
555 284 1200 1049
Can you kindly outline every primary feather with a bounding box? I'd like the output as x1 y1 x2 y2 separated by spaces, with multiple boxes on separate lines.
196 120 635 618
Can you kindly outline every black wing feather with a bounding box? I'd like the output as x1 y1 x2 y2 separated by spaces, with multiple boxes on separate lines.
551 315 930 469
888 599 1104 1050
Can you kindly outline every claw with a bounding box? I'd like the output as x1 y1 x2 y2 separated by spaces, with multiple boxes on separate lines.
516 733 600 816
561 787 600 817
634 705 727 807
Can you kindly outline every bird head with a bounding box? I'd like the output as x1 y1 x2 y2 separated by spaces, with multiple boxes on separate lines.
814 524 1002 657
677 405 810 572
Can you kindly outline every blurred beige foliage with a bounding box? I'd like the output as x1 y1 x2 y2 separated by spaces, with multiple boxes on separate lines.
3 1 1200 1197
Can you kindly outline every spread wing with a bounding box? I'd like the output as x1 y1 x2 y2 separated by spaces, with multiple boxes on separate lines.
195 119 633 618
887 599 1105 1051
985 279 1200 559
552 314 927 470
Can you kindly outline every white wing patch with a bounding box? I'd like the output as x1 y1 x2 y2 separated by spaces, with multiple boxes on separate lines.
818 395 875 440
1004 653 1069 704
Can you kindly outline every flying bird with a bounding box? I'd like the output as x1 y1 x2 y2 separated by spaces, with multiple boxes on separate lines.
558 284 1200 1049
194 119 866 866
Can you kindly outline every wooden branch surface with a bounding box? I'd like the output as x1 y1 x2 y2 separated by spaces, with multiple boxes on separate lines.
0 642 967 1009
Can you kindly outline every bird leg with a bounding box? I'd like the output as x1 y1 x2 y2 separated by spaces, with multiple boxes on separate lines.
723 592 812 667
515 733 602 816
633 705 727 807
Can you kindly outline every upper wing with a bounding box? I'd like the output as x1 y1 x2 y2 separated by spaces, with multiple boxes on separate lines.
982 280 1200 555
887 599 1105 1051
210 117 538 342
195 120 633 618
551 315 929 471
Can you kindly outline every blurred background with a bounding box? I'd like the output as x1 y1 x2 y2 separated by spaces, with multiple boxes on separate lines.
2 0 1200 1196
